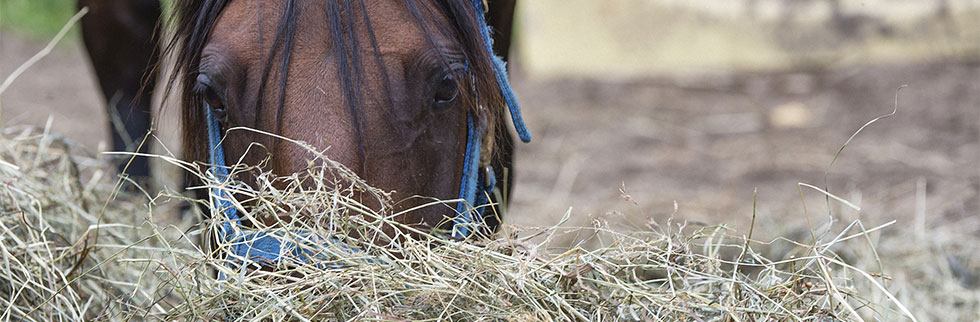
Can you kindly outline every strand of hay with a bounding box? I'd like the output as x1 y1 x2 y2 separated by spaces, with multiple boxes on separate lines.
0 124 964 321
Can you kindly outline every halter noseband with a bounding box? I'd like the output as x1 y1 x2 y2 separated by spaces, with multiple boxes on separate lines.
205 0 530 266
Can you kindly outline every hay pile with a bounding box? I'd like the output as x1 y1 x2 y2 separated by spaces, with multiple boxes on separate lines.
0 125 940 321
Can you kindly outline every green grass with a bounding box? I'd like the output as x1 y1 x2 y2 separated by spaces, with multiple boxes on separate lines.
0 0 77 38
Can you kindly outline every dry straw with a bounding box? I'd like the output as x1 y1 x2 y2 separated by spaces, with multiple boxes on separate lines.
1 123 938 321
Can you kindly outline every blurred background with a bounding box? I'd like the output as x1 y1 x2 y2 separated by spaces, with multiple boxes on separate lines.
507 0 979 241
1 0 978 319
1 0 977 238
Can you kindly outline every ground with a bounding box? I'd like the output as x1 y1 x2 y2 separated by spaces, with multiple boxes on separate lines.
509 60 979 245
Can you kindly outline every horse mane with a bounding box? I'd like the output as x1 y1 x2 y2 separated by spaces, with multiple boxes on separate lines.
162 0 507 170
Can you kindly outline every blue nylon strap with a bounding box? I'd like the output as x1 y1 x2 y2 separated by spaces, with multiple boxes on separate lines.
227 231 370 269
205 106 237 244
228 231 326 266
470 0 532 143
450 0 532 239
453 115 483 238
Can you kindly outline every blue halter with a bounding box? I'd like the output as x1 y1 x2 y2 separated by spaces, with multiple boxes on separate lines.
205 0 530 265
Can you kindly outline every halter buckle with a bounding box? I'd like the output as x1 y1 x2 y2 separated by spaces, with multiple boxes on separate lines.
482 166 494 189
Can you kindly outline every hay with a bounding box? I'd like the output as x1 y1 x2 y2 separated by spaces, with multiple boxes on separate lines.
3 125 958 321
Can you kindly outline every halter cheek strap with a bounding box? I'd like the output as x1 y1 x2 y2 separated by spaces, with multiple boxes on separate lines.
470 0 531 144
452 0 531 239
204 1 531 265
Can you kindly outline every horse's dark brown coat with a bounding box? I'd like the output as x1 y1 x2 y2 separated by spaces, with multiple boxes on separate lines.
78 0 162 180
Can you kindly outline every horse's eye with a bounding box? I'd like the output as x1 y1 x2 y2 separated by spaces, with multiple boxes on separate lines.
195 74 226 119
433 74 459 111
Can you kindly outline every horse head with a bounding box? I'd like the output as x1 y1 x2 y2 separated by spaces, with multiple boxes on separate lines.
167 0 528 239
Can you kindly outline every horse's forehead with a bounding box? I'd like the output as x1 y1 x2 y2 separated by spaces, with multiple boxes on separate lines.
211 0 431 60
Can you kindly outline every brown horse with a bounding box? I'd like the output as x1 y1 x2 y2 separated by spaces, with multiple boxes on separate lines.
78 0 525 241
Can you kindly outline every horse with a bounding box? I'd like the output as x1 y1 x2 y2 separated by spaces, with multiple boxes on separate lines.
77 0 528 249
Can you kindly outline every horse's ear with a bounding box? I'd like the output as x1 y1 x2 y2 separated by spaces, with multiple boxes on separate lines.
484 0 516 63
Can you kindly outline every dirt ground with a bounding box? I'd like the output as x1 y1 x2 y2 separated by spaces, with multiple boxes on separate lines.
0 33 105 150
1 31 978 243
508 59 979 241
